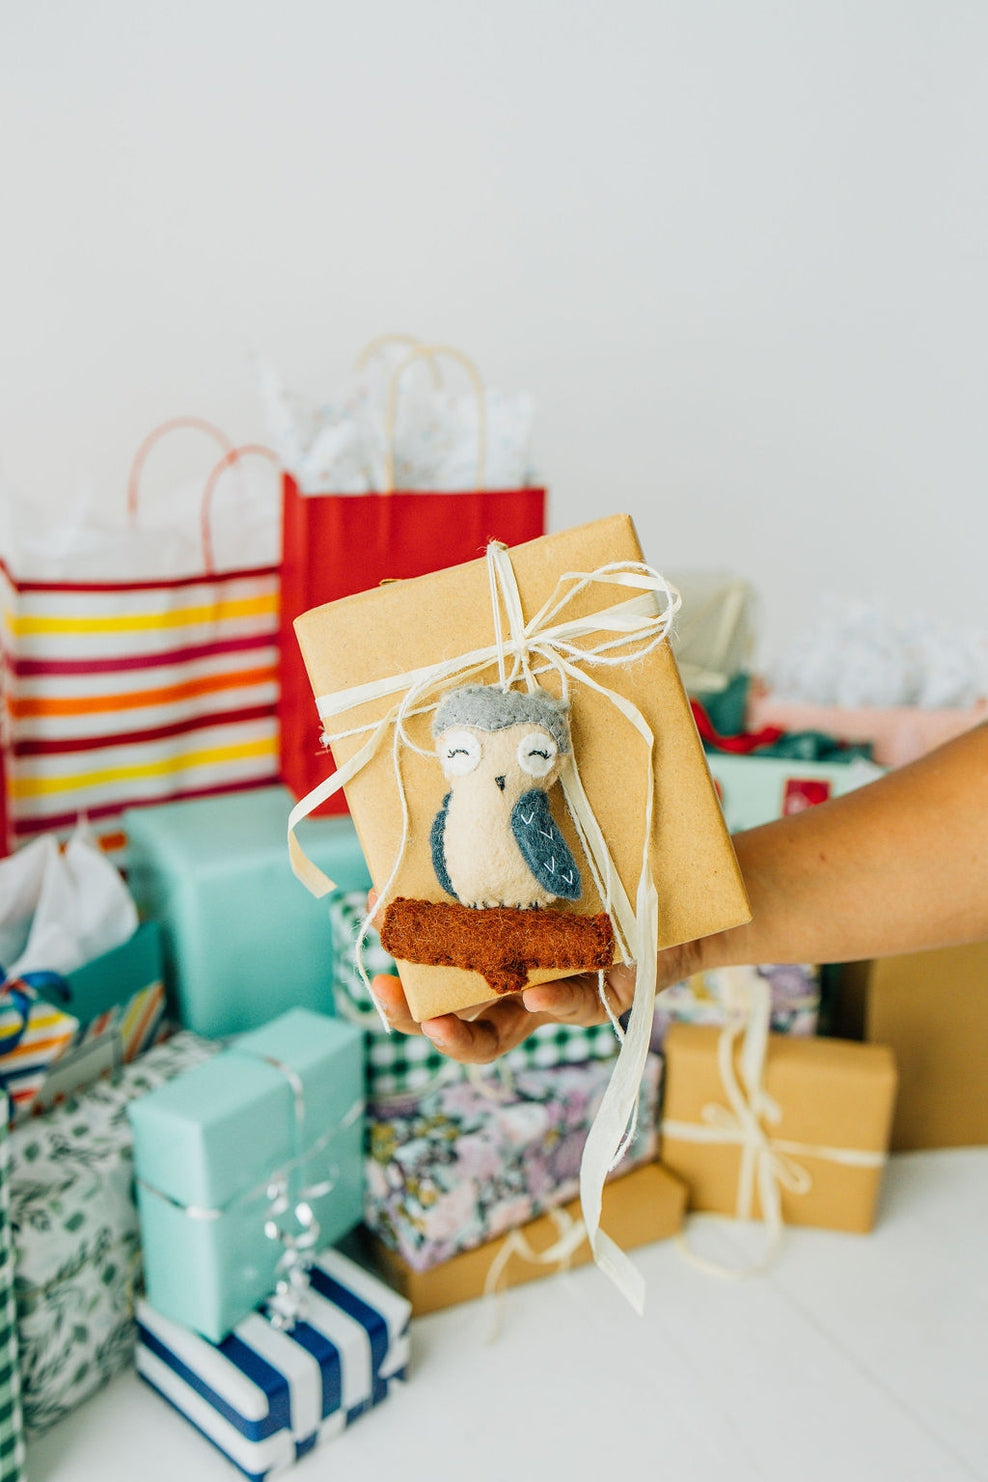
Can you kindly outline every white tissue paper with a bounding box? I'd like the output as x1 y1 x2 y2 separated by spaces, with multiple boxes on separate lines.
259 344 539 495
0 454 279 584
770 597 988 710
0 826 138 979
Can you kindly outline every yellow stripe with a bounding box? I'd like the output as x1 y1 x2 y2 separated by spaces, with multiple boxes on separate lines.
6 591 278 637
11 736 277 799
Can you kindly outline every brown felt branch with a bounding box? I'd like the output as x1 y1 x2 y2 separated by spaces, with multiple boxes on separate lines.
379 897 616 996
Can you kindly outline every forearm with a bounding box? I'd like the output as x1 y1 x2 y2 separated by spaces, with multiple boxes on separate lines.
697 723 988 970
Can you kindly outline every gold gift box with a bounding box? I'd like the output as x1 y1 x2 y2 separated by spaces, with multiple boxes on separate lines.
660 1024 898 1232
293 513 750 1020
834 942 988 1150
369 1162 687 1316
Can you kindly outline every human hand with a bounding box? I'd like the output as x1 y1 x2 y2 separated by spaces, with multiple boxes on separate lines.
370 932 703 1066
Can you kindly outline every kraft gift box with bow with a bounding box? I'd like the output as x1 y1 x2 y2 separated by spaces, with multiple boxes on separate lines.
8 1031 218 1434
129 1008 365 1343
136 1246 411 1482
371 1160 687 1317
289 513 751 1313
660 1009 897 1240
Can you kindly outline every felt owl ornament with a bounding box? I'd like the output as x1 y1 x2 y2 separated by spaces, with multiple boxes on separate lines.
430 684 582 909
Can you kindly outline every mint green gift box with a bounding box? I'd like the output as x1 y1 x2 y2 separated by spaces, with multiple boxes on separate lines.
128 1008 365 1344
123 786 371 1036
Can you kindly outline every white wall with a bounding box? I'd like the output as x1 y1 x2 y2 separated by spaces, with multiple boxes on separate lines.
2 0 985 666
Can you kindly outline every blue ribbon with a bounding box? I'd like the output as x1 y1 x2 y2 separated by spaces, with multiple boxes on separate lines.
0 966 71 1059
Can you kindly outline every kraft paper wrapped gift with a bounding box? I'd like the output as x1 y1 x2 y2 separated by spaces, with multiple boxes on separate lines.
125 786 371 1036
130 1008 365 1343
833 941 988 1151
8 1032 218 1435
371 1160 687 1316
365 1051 664 1272
0 1097 25 1482
136 1247 411 1482
660 1023 897 1232
291 513 751 1022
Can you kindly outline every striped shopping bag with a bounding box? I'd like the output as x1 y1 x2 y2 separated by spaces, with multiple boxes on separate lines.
0 422 282 858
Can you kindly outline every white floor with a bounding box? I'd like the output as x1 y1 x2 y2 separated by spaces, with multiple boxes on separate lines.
28 1148 988 1482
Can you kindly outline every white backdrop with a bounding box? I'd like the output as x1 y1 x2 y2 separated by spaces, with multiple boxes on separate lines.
2 0 985 666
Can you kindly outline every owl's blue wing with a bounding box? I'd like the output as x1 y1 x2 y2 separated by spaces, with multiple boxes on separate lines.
510 788 582 901
430 790 458 900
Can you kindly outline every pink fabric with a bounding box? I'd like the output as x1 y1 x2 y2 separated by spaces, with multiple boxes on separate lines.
746 688 988 768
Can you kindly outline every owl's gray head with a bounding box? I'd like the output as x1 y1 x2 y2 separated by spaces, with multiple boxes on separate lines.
432 684 571 753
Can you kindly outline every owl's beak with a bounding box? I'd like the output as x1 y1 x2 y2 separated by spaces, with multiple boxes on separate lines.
495 775 507 792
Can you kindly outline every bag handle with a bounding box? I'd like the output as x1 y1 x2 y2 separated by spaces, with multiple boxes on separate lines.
126 417 234 525
382 344 488 494
353 332 443 388
199 444 280 573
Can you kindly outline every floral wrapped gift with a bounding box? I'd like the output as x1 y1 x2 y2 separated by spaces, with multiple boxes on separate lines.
130 1009 365 1344
8 1032 218 1433
329 889 622 1102
651 963 820 1050
365 1052 663 1272
136 1247 411 1482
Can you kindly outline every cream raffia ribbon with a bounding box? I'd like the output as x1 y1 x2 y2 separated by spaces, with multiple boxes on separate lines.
482 1205 589 1340
288 542 680 1314
663 970 887 1277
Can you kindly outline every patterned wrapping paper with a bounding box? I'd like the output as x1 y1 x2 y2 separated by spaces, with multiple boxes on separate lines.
0 1100 25 1482
651 963 821 1051
329 890 622 1101
136 1247 411 1482
8 1031 218 1433
365 1051 664 1272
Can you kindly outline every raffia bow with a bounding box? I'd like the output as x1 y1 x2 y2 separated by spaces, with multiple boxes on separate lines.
288 542 681 1314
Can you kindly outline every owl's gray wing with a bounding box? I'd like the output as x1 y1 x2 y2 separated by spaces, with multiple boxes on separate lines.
510 788 582 901
430 790 458 900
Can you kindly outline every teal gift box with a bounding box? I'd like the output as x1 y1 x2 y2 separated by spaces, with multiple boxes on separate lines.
123 786 371 1036
706 752 884 833
128 1008 365 1344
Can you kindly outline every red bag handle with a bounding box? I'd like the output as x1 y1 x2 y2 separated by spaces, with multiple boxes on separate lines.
126 417 234 525
382 344 488 494
199 444 280 573
126 419 277 576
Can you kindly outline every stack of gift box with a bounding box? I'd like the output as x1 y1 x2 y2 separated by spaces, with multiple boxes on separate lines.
4 509 983 1481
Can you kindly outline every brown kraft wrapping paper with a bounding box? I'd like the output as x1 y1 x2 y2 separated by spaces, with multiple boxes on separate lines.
369 1162 687 1316
292 513 751 1020
660 1023 898 1232
834 942 988 1150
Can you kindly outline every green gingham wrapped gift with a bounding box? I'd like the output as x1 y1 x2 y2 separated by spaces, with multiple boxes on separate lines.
0 1097 24 1482
329 891 621 1101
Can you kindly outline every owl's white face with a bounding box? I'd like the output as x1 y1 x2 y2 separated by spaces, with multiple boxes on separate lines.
437 721 562 805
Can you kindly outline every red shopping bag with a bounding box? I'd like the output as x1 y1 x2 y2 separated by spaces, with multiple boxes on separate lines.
278 345 546 813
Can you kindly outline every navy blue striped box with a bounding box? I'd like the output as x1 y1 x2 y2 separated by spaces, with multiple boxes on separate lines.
136 1248 410 1481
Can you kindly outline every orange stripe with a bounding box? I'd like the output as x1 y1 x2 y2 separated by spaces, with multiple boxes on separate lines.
122 985 165 1060
2 1030 75 1061
11 663 278 719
